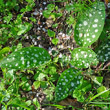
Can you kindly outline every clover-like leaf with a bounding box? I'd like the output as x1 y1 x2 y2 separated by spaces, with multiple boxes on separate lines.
55 68 82 102
74 2 105 47
71 48 98 68
97 86 109 98
96 41 110 62
0 47 51 70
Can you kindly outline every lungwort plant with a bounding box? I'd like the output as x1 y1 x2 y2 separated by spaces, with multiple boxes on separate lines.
55 1 106 102
0 1 109 108
0 47 51 70
74 2 105 47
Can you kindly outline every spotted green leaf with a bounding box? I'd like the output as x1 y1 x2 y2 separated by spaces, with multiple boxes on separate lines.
74 2 105 47
96 41 110 62
55 68 82 102
71 48 98 68
0 47 51 70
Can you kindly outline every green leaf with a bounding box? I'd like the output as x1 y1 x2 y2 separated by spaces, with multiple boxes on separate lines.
40 81 48 89
52 38 59 45
52 23 58 28
8 98 30 110
73 90 85 102
55 68 82 102
26 0 34 3
0 93 4 103
0 47 51 70
71 47 98 68
47 29 55 37
33 98 40 109
0 47 10 60
29 17 36 23
65 4 74 12
0 0 3 5
54 13 62 18
79 80 92 92
3 13 13 24
45 66 57 75
17 23 32 35
16 43 22 50
26 100 31 106
99 19 110 40
43 87 55 101
33 81 40 90
43 10 51 18
49 73 59 82
74 2 105 46
0 82 5 91
50 13 56 21
47 4 55 11
72 80 92 102
34 73 46 81
66 15 74 25
96 41 110 62
26 4 35 12
5 69 15 84
22 82 31 91
91 76 103 86
97 86 109 98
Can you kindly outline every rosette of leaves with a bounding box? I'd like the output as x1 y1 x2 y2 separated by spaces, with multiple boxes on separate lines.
71 48 98 68
0 47 51 70
55 68 82 102
96 41 110 62
74 2 105 47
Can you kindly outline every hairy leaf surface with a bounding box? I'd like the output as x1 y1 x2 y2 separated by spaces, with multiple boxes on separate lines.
74 2 105 46
96 41 110 62
55 68 82 102
0 47 51 70
71 48 98 68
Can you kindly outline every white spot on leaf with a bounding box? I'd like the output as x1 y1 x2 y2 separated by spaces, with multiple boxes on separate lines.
92 24 97 28
83 21 88 26
94 19 98 22
95 29 98 32
79 33 83 37
92 35 95 38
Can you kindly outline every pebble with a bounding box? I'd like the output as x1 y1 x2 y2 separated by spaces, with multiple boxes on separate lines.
38 44 43 48
37 27 41 30
44 7 47 10
40 8 43 10
37 36 41 40
108 3 110 8
58 45 64 49
40 12 42 15
42 28 47 32
59 53 63 58
29 36 33 39
26 36 29 39
34 41 37 45
62 33 66 37
33 12 39 15
32 38 35 42
43 2 46 5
